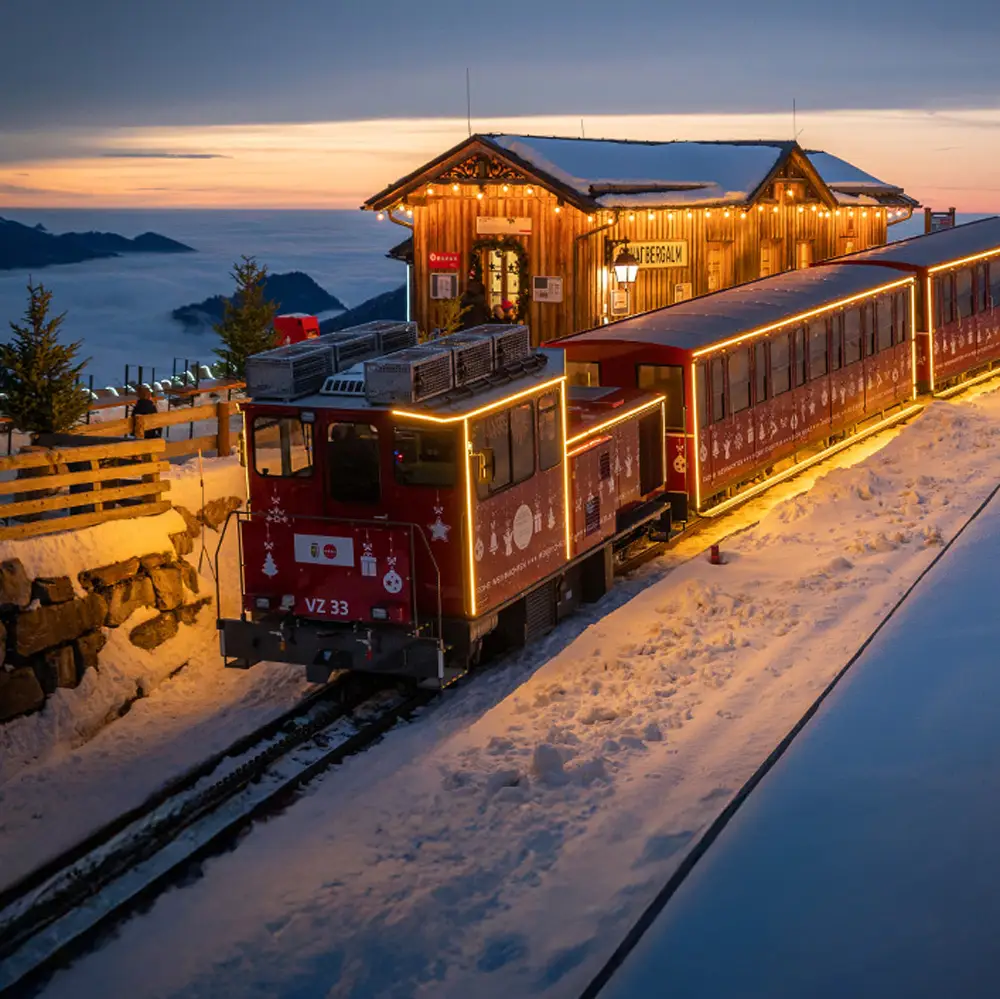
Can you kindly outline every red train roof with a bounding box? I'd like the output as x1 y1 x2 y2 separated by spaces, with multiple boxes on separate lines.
560 266 907 355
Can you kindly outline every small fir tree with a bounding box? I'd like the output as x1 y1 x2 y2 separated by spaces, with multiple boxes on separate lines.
0 281 89 435
214 256 279 377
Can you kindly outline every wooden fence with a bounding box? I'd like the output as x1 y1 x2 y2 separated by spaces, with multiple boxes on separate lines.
76 399 239 459
0 439 171 541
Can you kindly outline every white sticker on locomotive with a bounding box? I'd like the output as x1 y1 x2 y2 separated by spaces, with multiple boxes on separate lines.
293 534 356 567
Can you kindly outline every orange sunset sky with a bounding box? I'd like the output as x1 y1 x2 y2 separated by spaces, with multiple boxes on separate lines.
1 109 998 213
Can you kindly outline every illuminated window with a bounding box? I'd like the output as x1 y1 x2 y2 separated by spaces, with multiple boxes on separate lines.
567 360 600 387
809 320 828 377
472 410 512 497
710 356 726 422
328 422 380 503
485 248 521 314
876 296 893 352
728 348 750 413
253 416 313 478
771 334 791 395
537 393 561 470
637 364 685 429
844 309 863 365
754 340 768 403
392 426 455 488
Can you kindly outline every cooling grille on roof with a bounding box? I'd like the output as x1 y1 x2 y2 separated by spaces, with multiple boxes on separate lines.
459 324 532 367
335 320 418 355
314 330 379 371
245 339 333 400
438 333 495 386
364 346 454 405
319 370 367 397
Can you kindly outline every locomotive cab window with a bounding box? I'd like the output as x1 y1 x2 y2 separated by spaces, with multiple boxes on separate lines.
637 364 685 429
392 427 456 488
327 422 380 503
471 410 511 498
253 416 313 478
567 361 600 387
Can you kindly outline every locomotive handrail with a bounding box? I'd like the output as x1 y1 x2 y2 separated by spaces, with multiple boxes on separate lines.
214 510 444 650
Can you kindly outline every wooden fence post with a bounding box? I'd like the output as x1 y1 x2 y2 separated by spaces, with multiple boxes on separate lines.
217 400 232 456
133 413 144 439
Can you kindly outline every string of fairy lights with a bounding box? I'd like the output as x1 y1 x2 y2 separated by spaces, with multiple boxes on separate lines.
375 183 910 224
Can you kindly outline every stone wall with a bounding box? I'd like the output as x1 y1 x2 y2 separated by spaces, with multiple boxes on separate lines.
0 497 240 724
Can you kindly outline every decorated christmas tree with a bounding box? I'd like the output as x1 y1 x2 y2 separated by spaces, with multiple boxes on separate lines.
0 281 89 436
214 256 279 378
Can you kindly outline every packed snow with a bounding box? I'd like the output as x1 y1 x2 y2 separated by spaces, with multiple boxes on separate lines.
29 381 1000 999
602 483 1000 999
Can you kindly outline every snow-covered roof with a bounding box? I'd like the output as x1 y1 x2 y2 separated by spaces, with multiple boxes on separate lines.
805 151 915 207
562 266 908 354
834 216 1000 270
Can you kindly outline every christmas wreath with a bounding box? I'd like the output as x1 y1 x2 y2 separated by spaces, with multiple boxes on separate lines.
469 237 531 322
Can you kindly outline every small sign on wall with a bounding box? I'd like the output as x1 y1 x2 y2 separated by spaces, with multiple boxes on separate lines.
532 276 563 303
631 240 689 268
430 273 459 299
610 288 630 316
429 250 460 271
673 282 693 303
476 216 532 235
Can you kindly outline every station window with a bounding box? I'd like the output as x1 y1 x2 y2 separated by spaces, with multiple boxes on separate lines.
957 268 975 320
771 334 791 395
876 296 893 352
696 363 708 428
863 301 876 356
844 309 863 365
710 356 726 422
977 264 989 314
754 340 768 403
793 327 807 387
567 361 600 387
392 426 456 488
328 422 380 503
537 393 562 470
809 320 828 378
894 292 910 343
510 402 536 484
728 348 750 413
991 263 1000 310
253 416 313 478
637 364 685 429
830 313 844 370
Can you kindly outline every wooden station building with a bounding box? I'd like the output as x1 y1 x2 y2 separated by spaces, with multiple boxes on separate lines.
364 134 917 344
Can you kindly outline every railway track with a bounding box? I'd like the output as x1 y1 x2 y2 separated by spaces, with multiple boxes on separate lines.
0 674 434 997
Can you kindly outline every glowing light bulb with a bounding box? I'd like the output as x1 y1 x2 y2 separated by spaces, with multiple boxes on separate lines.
628 212 635 221
406 208 413 217
773 206 779 214
476 191 484 200
376 212 385 221
687 211 693 219
740 213 746 221
427 186 434 195
526 186 534 195
554 205 561 213
862 210 868 218
502 184 509 192
835 209 841 216
668 211 674 220
786 188 795 198
811 205 818 212
758 205 764 212
798 205 804 213
647 211 654 220
587 214 594 222
705 209 711 217
452 183 459 192
723 210 730 218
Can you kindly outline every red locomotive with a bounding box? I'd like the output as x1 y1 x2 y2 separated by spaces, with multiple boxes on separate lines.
219 219 1000 683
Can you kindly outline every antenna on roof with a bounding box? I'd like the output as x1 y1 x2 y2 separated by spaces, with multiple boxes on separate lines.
581 118 585 139
792 99 804 143
466 68 472 137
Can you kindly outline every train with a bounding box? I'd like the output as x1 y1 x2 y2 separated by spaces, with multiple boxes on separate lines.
217 217 1000 685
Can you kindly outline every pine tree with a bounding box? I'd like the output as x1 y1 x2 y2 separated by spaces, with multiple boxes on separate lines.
213 256 278 377
0 281 89 435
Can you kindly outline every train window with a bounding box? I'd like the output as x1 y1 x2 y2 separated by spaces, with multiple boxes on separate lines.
793 327 807 387
537 394 561 470
253 416 313 478
510 402 536 484
392 427 456 488
844 309 862 365
471 410 511 498
876 297 893 352
771 334 791 395
729 348 750 413
710 356 726 422
754 340 768 402
863 302 876 356
936 275 955 327
328 422 380 502
957 269 975 319
637 364 685 430
830 313 844 370
567 361 600 387
809 321 828 378
977 264 989 314
894 292 910 343
696 363 708 428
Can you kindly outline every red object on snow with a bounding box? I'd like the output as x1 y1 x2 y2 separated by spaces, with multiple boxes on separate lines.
273 314 320 346
709 544 723 565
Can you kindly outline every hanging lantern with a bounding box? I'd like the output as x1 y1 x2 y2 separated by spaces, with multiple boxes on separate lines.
613 245 640 285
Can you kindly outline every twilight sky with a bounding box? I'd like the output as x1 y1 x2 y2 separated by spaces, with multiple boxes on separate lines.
1 0 998 209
